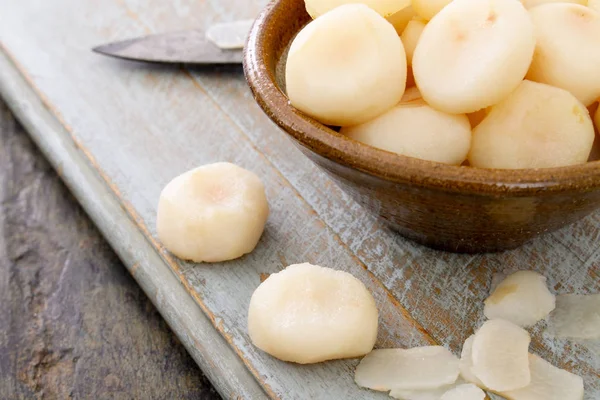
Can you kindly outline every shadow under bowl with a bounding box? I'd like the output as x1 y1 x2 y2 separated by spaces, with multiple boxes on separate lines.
243 0 600 253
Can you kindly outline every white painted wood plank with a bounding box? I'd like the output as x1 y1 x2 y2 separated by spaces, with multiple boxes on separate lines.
0 50 267 400
115 0 600 393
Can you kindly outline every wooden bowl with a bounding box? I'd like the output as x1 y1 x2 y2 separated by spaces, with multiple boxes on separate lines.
243 0 600 253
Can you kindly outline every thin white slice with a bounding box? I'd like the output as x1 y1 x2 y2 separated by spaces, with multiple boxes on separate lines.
390 386 451 400
527 3 600 105
440 384 486 400
548 293 600 339
521 0 586 9
286 4 407 126
469 80 595 169
471 319 531 392
206 19 254 49
248 263 378 364
305 0 411 18
412 0 453 20
341 98 471 165
463 336 585 399
413 0 535 114
500 354 584 400
355 347 459 391
156 162 269 263
401 19 427 66
390 378 467 400
387 6 417 34
459 336 487 389
390 386 450 400
484 270 556 327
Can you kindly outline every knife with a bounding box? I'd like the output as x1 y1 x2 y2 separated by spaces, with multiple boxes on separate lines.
92 20 253 65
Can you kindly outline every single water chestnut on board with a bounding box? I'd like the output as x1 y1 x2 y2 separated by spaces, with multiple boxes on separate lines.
156 162 269 263
248 263 379 364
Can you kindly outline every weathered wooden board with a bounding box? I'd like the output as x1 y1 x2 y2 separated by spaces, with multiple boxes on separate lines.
1 0 598 398
0 53 265 400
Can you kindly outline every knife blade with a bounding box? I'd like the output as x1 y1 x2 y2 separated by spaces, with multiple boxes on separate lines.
92 20 253 65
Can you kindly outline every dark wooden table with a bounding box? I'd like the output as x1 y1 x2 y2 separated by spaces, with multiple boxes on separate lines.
0 100 220 399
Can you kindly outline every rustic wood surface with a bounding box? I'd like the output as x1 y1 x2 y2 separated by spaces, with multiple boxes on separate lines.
0 49 267 400
0 100 220 399
1 0 598 398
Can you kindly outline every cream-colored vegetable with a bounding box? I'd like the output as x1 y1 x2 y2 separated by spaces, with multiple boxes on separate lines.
500 354 584 400
389 379 465 400
401 19 426 66
469 80 594 169
390 386 452 400
355 346 460 391
413 0 535 114
458 336 487 389
156 162 268 263
305 0 412 18
440 384 486 400
527 3 600 105
286 4 407 126
471 319 531 392
521 0 586 9
387 6 417 34
411 0 453 20
248 263 378 364
484 270 556 327
342 94 471 165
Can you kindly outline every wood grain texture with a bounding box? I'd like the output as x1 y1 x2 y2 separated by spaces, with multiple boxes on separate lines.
0 51 266 400
0 0 598 398
0 101 219 399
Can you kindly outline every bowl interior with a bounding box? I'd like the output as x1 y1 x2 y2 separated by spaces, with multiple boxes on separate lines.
244 0 600 196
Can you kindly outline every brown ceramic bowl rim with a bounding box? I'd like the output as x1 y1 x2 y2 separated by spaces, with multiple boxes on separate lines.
244 0 600 196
